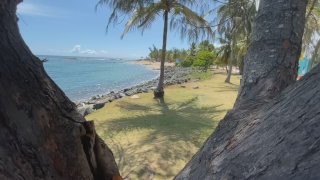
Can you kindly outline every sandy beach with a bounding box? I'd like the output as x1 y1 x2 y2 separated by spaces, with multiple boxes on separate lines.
132 59 175 70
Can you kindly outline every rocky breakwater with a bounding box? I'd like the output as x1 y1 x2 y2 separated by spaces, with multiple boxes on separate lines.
77 67 194 116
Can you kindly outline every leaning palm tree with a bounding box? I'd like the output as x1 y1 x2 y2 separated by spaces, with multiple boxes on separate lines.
97 0 213 98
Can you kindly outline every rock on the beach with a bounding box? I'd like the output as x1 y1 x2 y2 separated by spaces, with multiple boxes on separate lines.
79 67 195 110
93 103 105 110
77 102 86 108
124 91 134 96
142 88 149 93
77 106 94 116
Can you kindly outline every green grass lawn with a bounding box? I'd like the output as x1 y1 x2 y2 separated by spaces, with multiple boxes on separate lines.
86 73 240 179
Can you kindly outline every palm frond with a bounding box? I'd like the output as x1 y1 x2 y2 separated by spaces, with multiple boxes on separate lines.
122 2 164 38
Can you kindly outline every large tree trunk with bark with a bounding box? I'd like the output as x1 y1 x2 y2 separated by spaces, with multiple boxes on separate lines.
175 0 311 179
0 1 120 179
236 0 307 106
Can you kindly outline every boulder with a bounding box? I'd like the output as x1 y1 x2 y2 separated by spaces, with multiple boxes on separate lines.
77 106 94 116
93 103 105 110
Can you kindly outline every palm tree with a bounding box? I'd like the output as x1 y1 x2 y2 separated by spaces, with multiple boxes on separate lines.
97 0 213 98
198 40 215 51
216 37 232 81
148 45 160 61
189 42 197 56
215 0 256 83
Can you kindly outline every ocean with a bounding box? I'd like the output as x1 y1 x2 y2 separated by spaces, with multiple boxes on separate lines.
40 55 158 102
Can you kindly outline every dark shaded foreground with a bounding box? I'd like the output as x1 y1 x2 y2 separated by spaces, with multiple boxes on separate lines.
0 1 120 179
176 65 320 179
176 0 317 179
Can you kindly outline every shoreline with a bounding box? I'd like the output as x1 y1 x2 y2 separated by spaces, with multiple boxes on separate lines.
129 59 175 70
77 66 195 116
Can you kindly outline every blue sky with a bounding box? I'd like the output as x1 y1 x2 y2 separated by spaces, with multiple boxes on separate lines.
17 0 195 59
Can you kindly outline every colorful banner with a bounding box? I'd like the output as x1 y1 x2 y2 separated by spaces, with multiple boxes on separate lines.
297 57 311 80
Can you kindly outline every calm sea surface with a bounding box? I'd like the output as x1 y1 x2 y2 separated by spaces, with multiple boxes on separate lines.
40 55 158 102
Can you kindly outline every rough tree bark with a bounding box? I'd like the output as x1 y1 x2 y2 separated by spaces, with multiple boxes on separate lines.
0 1 120 179
236 0 307 105
175 0 314 179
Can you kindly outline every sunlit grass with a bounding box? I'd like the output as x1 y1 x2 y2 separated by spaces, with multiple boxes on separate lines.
189 70 212 80
86 73 240 179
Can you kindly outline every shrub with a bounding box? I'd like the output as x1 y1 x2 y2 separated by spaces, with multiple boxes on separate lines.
180 56 195 67
192 50 215 71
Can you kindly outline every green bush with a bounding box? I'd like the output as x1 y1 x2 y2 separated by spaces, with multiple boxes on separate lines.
180 56 195 67
192 50 215 71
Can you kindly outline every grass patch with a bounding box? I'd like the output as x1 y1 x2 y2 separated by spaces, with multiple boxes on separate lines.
189 70 212 80
86 73 240 179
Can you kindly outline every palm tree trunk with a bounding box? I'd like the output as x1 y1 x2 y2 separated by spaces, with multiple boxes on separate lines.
225 39 235 83
225 55 233 83
154 10 169 98
176 0 309 179
236 0 307 106
239 57 244 75
0 1 120 179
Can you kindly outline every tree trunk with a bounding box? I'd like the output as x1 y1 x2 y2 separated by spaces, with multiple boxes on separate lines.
236 0 307 106
239 57 244 75
225 27 236 83
154 10 168 99
0 1 120 179
225 53 233 83
175 0 309 179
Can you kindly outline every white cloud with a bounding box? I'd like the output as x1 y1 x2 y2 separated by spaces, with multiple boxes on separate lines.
17 3 67 18
70 45 108 56
100 50 109 54
81 49 97 55
71 45 81 53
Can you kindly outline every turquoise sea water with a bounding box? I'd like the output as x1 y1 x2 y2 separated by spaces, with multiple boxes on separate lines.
40 55 158 102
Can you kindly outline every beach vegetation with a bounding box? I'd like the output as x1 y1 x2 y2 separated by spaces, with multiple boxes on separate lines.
180 55 195 67
214 0 256 82
148 46 188 63
189 71 212 80
179 40 216 70
97 0 214 98
192 50 215 71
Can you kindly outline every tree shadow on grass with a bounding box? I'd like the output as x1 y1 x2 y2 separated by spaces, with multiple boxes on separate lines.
109 97 225 145
97 97 227 179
